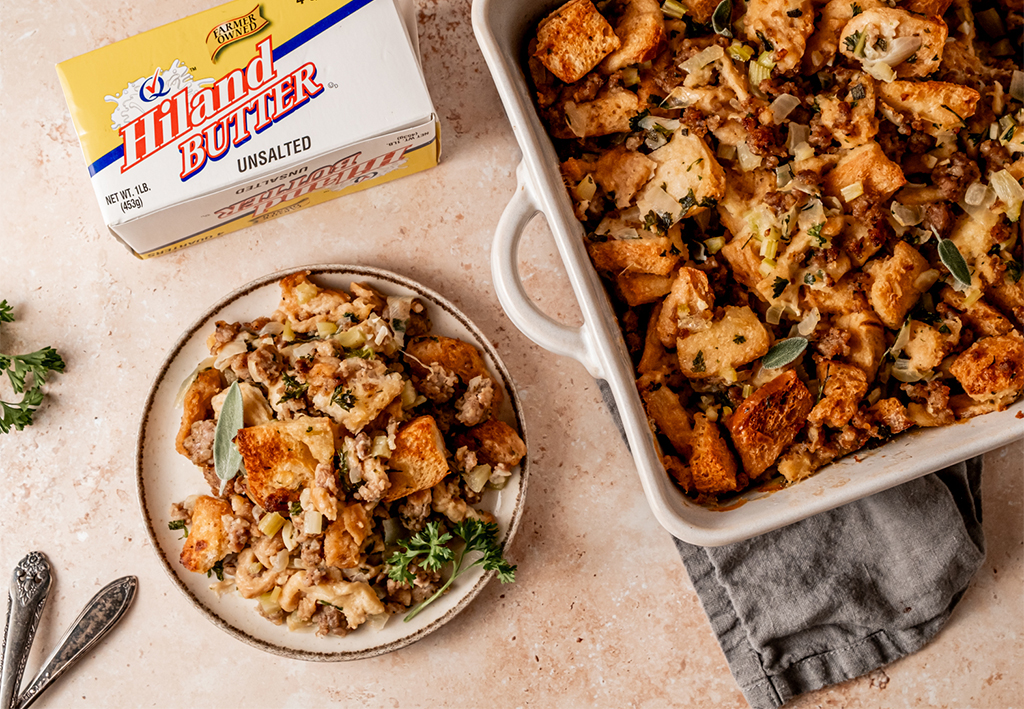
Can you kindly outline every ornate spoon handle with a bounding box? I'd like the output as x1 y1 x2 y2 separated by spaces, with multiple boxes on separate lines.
15 576 137 709
1 552 52 709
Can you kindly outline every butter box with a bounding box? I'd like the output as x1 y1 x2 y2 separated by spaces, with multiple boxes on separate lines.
56 0 439 258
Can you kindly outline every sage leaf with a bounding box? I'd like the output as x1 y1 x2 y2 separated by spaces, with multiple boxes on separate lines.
762 336 808 369
938 238 971 287
712 0 733 37
214 381 244 495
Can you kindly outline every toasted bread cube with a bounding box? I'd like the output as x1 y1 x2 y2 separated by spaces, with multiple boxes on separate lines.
823 141 906 204
337 360 404 434
743 0 815 74
638 373 693 457
235 416 336 512
565 88 641 137
454 418 527 468
941 287 1013 337
727 370 814 477
587 237 682 276
838 8 947 79
839 218 886 267
656 267 715 347
903 320 956 372
406 335 490 384
594 147 658 209
662 454 694 493
948 209 1000 263
383 416 452 502
180 496 232 574
600 0 665 73
808 361 868 428
175 368 222 458
878 81 980 137
869 397 915 434
802 274 869 315
638 303 677 374
616 272 675 306
324 502 371 569
690 413 741 494
802 0 883 72
677 306 771 379
817 80 879 150
534 0 621 84
950 332 1024 408
273 271 352 333
636 130 726 224
866 241 931 328
834 311 887 378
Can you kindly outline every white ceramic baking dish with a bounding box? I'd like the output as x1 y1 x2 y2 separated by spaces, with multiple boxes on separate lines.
471 0 1024 546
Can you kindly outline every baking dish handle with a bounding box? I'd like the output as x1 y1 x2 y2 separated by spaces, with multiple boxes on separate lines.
491 167 604 379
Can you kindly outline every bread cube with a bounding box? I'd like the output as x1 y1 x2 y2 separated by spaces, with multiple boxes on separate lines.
866 241 931 328
676 306 770 379
383 416 452 503
878 81 980 137
802 274 869 315
616 272 675 306
180 496 232 574
454 418 527 467
838 8 948 79
834 311 887 378
949 332 1024 408
690 413 742 494
638 373 693 457
175 368 222 459
235 416 336 512
635 129 726 224
808 361 868 428
594 147 657 209
823 141 906 204
727 370 814 477
941 287 1013 337
534 0 621 83
743 0 815 74
274 271 352 333
600 0 665 73
802 0 883 72
324 502 371 569
656 267 715 347
587 237 682 276
869 397 915 434
903 320 956 372
564 88 642 137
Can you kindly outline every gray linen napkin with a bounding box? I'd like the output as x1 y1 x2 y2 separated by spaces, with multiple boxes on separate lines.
675 457 985 708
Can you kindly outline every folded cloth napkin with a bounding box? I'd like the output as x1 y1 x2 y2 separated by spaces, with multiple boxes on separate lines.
675 457 985 708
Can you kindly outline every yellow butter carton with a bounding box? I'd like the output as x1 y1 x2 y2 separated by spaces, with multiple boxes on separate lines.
56 0 439 258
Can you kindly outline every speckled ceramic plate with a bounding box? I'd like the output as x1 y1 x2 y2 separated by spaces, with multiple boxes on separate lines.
136 265 529 661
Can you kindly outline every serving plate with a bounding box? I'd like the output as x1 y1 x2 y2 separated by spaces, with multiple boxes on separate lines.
136 265 529 660
471 0 1024 546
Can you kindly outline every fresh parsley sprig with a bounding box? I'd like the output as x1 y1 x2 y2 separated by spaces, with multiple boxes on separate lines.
386 518 517 622
1 300 66 434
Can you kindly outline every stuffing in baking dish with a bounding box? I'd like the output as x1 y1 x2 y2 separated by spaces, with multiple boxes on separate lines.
527 0 1023 500
169 273 524 634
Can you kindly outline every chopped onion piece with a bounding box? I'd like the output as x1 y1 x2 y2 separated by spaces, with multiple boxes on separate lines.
295 281 318 305
875 36 921 66
787 124 810 154
963 287 983 307
914 269 941 292
891 358 928 383
213 339 248 370
840 181 864 202
890 320 911 358
173 356 216 408
334 327 366 348
737 142 762 172
258 321 285 336
793 141 815 162
717 143 738 160
464 464 492 494
281 521 297 551
704 236 726 254
776 163 794 188
770 94 801 124
622 67 640 87
680 45 725 73
661 86 699 109
304 511 323 536
990 169 1024 221
766 303 784 324
863 61 895 83
891 202 923 226
367 613 390 631
1011 71 1024 103
797 308 820 336
564 102 586 138
575 174 597 201
316 321 337 337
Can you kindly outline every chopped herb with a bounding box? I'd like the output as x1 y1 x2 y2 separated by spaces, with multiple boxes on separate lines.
331 386 357 410
629 109 651 132
850 83 866 101
392 318 407 332
804 273 817 285
761 337 809 369
1007 258 1022 283
669 243 682 256
348 347 376 360
290 501 303 516
938 238 972 286
280 373 308 402
905 53 918 64
938 323 951 334
678 188 697 215
808 222 825 247
772 276 789 298
699 196 719 209
712 0 733 37
968 131 985 145
207 560 224 581
733 335 747 344
873 36 887 51
168 520 188 539
756 30 774 51
851 2 862 15
692 350 707 373
941 104 966 127
687 158 705 172
1002 124 1016 143
843 31 863 53
343 312 359 322
386 519 516 622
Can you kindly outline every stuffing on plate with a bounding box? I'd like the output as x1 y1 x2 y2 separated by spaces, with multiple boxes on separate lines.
527 0 1023 500
169 273 525 635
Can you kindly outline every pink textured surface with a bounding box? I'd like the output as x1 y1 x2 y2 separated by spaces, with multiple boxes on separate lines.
0 0 1020 706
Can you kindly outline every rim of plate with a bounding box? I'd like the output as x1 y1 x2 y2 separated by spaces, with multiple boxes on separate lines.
135 264 530 661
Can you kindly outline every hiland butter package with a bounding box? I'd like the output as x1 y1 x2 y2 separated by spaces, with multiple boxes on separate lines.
56 0 439 258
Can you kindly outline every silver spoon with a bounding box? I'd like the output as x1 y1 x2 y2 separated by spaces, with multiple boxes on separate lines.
1 552 52 709
14 576 137 709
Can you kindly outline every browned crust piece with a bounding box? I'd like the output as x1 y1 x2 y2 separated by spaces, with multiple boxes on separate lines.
175 368 223 458
180 495 232 573
383 416 452 503
727 370 815 478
